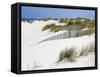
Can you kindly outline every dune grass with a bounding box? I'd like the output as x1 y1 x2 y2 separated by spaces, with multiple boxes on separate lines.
79 43 95 56
42 24 52 31
58 42 95 63
58 47 77 62
50 26 62 32
42 24 62 32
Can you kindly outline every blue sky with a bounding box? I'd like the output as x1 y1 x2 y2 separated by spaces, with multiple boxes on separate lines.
21 6 95 19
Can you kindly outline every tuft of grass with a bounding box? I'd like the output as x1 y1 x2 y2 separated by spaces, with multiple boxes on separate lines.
88 43 95 52
79 43 95 56
42 24 62 32
58 47 77 62
50 26 62 32
42 25 51 31
58 43 95 63
79 47 90 56
42 24 56 31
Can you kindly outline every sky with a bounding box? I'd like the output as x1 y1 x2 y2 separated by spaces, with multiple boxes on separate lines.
21 6 95 19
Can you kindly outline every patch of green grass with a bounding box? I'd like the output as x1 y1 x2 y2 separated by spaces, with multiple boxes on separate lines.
59 18 95 30
50 26 62 32
42 18 95 34
42 25 51 31
42 24 62 32
42 24 56 31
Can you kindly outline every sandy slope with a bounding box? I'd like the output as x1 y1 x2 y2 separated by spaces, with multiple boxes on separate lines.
21 20 95 70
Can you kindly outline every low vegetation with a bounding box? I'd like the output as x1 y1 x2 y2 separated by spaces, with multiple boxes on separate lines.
50 26 62 32
42 24 53 31
42 24 62 32
42 18 95 35
58 43 95 63
79 43 95 56
59 18 95 29
58 47 77 62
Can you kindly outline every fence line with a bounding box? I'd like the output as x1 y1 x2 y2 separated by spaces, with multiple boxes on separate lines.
37 30 93 44
37 31 79 44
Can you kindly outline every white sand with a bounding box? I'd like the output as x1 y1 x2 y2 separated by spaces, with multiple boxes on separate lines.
21 20 95 71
